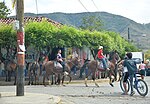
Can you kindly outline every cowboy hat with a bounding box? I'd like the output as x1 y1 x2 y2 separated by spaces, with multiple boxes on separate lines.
98 46 103 49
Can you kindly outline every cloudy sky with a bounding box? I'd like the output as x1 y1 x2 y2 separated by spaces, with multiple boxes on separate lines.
2 0 150 24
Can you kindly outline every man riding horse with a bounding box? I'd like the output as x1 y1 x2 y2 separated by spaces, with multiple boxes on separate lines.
97 46 109 71
79 46 118 87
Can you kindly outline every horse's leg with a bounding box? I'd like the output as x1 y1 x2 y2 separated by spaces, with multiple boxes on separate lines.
31 73 34 85
8 70 11 81
67 74 72 84
108 70 114 87
51 74 54 85
92 72 99 87
43 73 48 87
28 73 31 85
14 71 16 85
114 64 118 81
5 70 8 82
47 75 51 85
34 74 37 85
85 77 88 87
37 74 40 85
43 74 46 86
62 75 65 86
57 74 61 85
84 69 89 87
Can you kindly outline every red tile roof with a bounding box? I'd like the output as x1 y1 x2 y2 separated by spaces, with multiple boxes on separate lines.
0 17 62 27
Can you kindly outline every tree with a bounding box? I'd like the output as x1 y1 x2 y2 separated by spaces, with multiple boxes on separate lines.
0 2 11 18
0 19 138 60
80 15 103 31
0 24 16 60
144 50 150 60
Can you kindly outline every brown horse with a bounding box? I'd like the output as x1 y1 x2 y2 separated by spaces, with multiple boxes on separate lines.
84 59 116 87
28 61 41 85
109 51 120 81
4 60 17 85
42 57 81 86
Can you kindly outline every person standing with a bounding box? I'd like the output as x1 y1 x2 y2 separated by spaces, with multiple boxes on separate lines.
97 46 109 70
139 61 146 80
0 60 2 76
0 60 5 77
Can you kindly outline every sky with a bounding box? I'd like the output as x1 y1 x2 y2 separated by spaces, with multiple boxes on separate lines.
1 0 150 24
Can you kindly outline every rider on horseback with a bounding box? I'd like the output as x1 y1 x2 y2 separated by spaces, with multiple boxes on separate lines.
56 49 65 72
97 46 109 70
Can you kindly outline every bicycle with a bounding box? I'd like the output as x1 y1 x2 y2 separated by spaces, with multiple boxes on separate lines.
120 73 148 96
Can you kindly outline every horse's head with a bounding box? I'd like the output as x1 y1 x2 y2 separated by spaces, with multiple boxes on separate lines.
109 51 120 65
65 57 81 72
30 61 40 71
71 57 81 68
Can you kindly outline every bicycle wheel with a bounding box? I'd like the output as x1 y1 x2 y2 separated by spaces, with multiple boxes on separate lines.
120 77 130 92
136 79 148 96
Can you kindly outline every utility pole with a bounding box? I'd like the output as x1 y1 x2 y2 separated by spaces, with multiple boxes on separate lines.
128 27 130 42
16 0 25 96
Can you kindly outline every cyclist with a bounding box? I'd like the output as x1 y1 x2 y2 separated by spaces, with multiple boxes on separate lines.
122 52 138 96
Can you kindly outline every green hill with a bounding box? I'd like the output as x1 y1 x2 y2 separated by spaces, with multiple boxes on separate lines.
23 12 150 50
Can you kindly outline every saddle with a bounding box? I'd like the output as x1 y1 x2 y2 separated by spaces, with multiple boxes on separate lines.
98 61 104 69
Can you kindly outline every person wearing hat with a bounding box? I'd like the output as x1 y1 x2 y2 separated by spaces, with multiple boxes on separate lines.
97 46 108 70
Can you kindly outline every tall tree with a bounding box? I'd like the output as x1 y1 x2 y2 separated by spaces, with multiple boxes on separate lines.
80 15 103 31
0 2 10 18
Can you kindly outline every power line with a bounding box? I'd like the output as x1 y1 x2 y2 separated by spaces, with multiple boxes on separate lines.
78 0 89 12
91 0 99 11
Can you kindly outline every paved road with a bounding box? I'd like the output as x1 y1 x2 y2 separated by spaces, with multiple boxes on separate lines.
0 77 150 104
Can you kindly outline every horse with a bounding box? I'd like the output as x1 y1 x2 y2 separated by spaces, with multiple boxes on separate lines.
28 61 41 85
4 59 17 85
83 59 116 87
42 57 81 86
109 51 120 81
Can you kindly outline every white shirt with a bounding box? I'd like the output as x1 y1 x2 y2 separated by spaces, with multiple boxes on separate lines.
123 66 128 73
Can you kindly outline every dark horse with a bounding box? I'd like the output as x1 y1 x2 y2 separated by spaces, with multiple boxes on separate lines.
42 57 81 86
4 59 17 85
83 59 116 87
28 61 41 85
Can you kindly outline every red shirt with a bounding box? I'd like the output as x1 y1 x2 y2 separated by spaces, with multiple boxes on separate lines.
98 49 104 59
